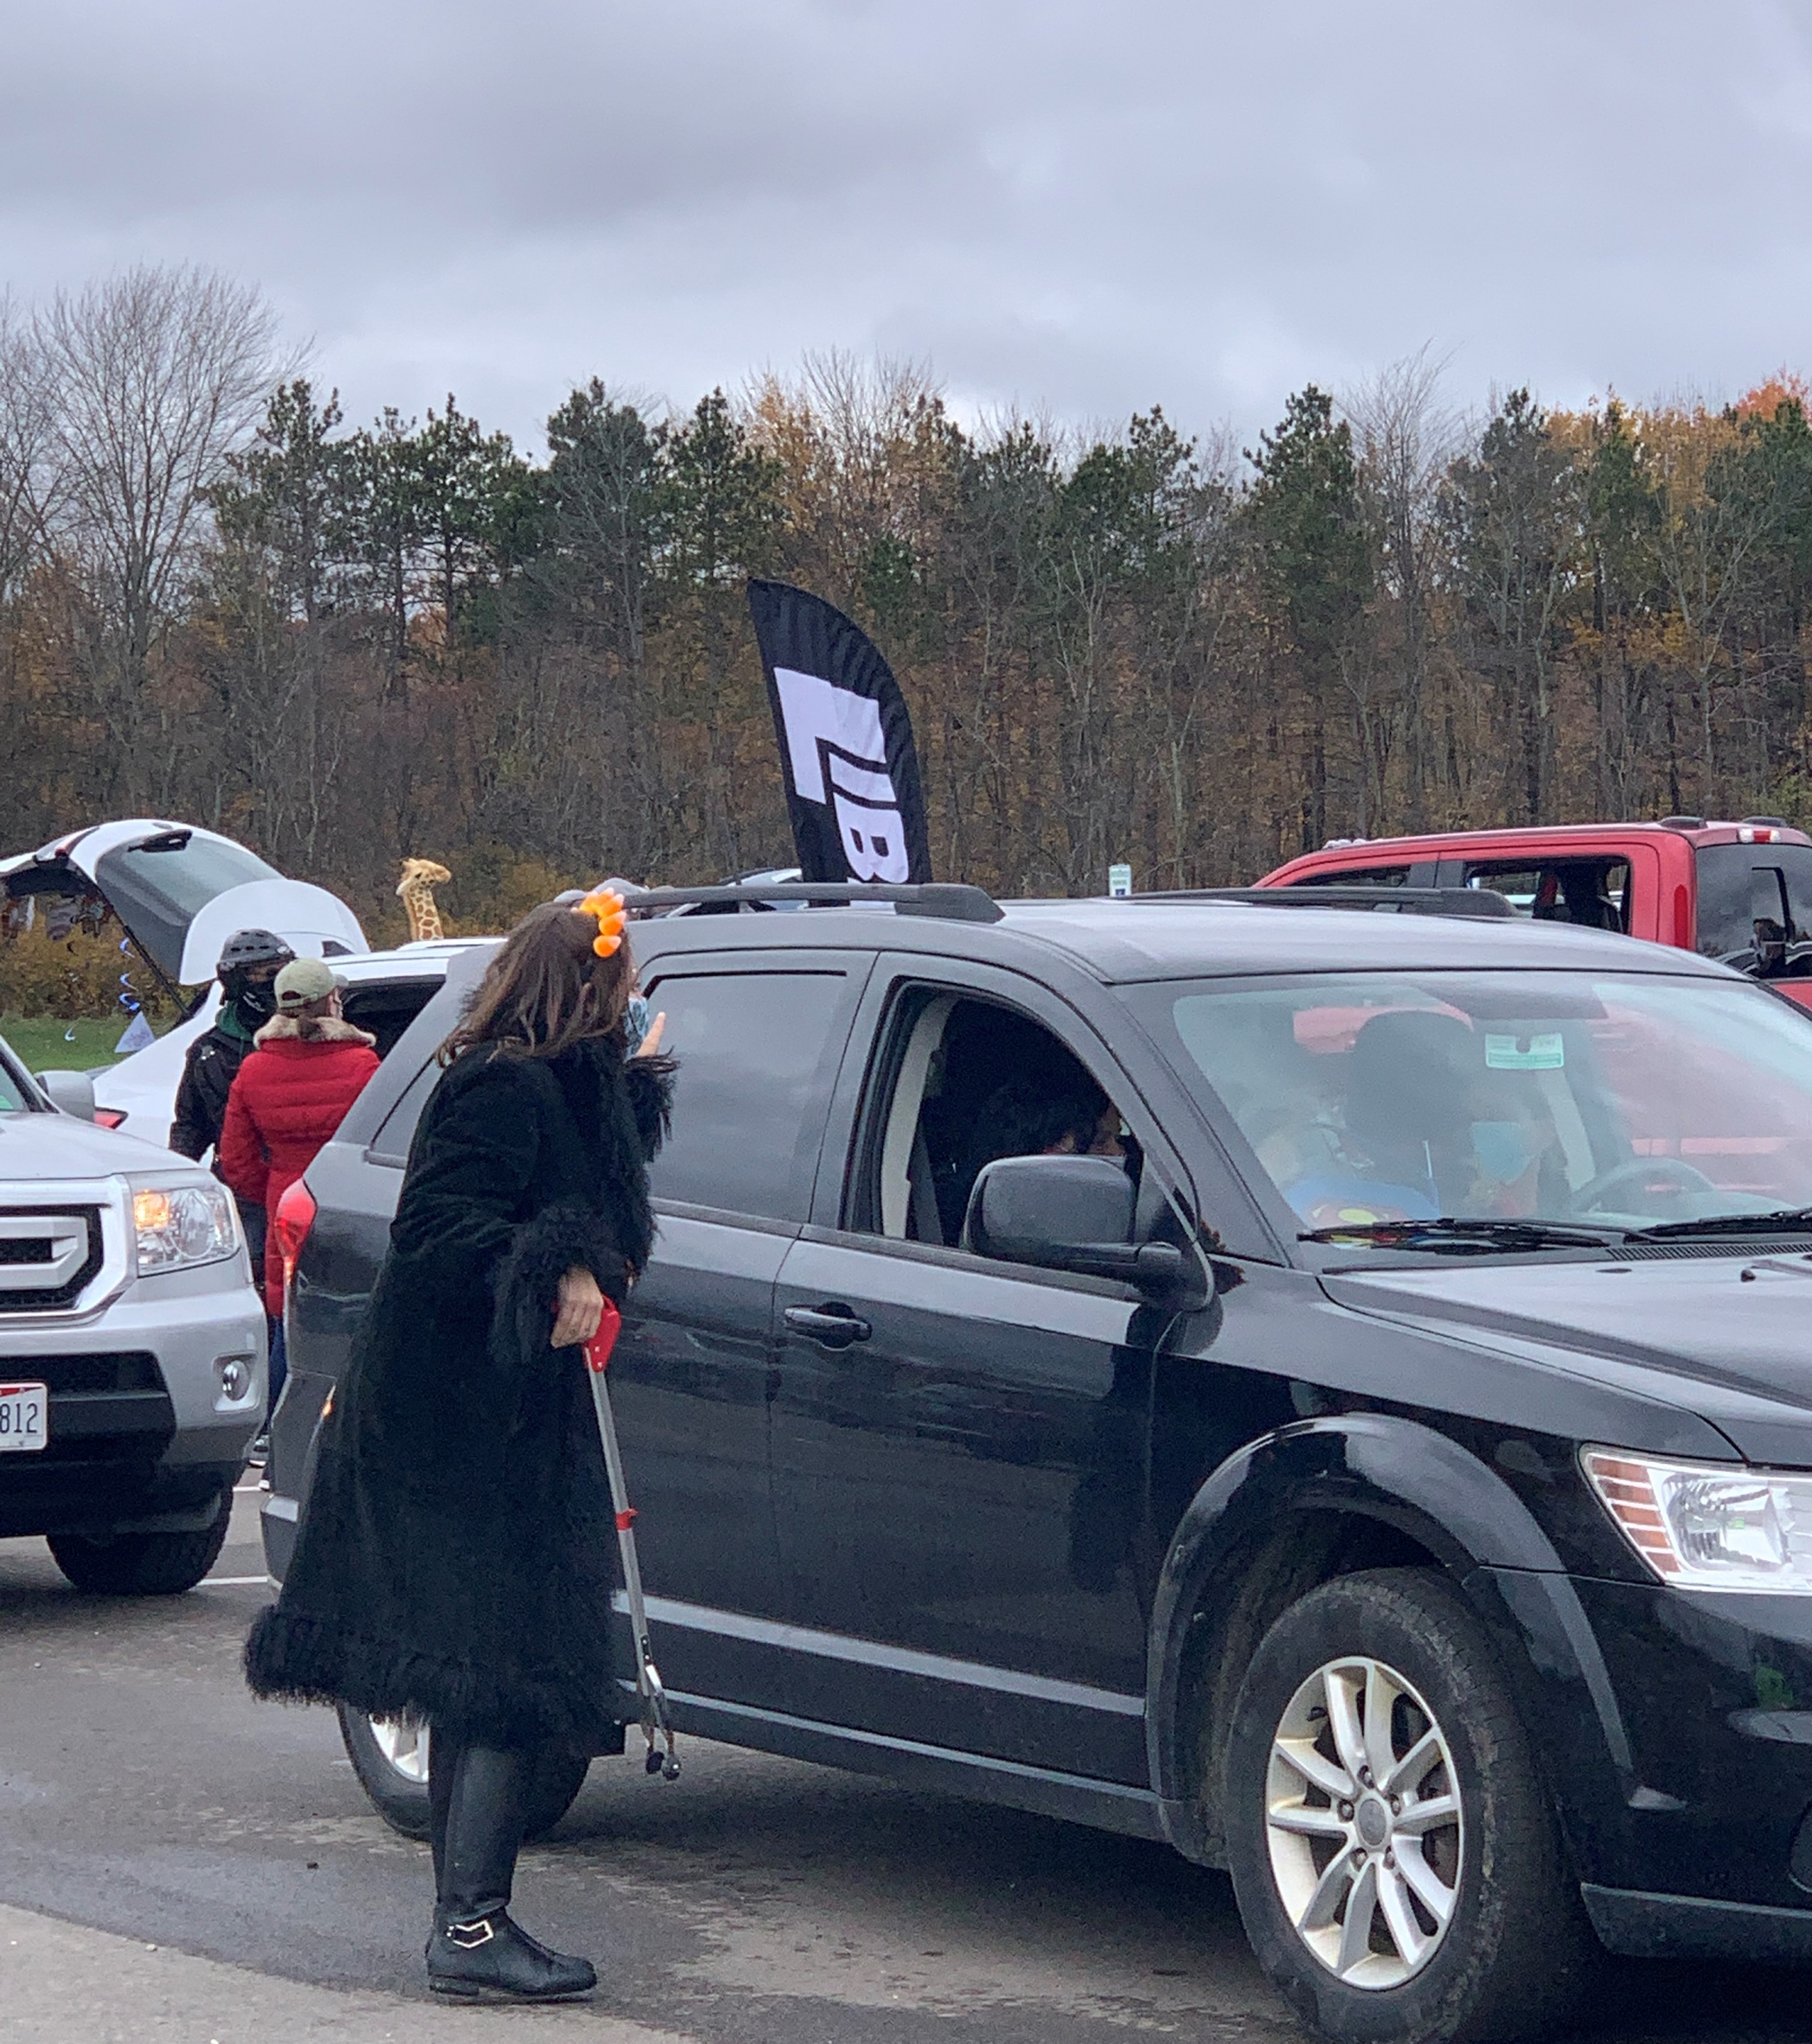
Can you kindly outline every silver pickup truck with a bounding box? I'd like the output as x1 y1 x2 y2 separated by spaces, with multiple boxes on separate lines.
0 1033 265 1593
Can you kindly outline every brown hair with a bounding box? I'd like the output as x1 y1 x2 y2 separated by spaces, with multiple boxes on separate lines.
438 900 634 1065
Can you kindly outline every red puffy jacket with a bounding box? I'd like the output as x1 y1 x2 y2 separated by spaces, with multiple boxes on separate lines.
219 1014 381 1314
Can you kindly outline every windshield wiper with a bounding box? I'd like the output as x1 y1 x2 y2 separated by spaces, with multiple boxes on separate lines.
1626 1208 1812 1242
1299 1216 1630 1254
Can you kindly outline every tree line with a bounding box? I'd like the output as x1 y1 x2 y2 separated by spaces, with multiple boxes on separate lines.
5 266 1812 944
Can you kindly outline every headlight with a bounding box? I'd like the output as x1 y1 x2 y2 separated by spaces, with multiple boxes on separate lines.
133 1182 239 1274
1584 1447 1812 1593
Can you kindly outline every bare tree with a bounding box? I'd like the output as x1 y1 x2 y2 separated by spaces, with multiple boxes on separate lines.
38 266 285 789
0 295 57 601
1344 347 1462 829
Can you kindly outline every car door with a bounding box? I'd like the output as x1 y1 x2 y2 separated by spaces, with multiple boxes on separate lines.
609 947 871 1715
767 956 1205 1787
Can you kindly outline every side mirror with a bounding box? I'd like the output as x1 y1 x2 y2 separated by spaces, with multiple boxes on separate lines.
965 1154 1188 1298
36 1069 97 1122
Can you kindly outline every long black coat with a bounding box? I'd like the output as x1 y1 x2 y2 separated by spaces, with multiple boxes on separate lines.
245 1036 673 1750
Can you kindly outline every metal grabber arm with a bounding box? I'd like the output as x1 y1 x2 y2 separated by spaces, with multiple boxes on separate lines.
583 1303 680 1781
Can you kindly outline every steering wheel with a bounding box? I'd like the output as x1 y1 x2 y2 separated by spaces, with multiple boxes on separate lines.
1570 1155 1719 1216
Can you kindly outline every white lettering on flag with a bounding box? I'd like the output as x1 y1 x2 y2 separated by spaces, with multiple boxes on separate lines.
773 666 910 882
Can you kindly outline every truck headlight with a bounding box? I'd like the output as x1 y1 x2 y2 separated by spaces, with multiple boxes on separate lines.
133 1182 239 1274
1584 1448 1812 1592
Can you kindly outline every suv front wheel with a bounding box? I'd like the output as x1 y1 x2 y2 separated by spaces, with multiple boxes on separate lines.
47 1488 232 1595
1223 1567 1591 2044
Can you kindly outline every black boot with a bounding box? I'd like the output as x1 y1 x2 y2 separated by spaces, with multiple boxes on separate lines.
425 1737 595 2003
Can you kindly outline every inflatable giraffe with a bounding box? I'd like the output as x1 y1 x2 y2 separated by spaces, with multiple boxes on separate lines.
397 858 452 941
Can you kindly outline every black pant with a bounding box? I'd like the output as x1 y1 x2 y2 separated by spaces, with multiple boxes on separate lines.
429 1731 532 1921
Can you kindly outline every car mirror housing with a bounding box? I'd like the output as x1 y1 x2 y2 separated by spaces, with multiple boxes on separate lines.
36 1068 97 1121
967 1154 1188 1298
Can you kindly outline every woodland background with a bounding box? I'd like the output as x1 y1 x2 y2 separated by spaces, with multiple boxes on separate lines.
7 266 1812 967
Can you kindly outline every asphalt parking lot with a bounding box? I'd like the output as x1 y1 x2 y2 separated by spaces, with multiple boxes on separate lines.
5 1486 1812 2042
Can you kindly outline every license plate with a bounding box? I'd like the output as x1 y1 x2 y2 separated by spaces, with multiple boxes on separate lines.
0 1383 47 1452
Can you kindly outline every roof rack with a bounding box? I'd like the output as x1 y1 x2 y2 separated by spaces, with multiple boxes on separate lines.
603 881 1006 924
1130 885 1517 920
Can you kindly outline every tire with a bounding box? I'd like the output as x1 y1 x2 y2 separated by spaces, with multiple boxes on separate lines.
337 1705 592 1844
46 1488 232 1596
1221 1567 1593 2044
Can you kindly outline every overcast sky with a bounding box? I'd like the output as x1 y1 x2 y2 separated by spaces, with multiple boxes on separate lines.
4 0 1810 454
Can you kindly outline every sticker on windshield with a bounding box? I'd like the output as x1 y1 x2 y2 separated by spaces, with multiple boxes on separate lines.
1485 1032 1565 1070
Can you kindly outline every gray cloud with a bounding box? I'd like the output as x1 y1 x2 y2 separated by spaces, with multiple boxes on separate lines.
6 0 1812 450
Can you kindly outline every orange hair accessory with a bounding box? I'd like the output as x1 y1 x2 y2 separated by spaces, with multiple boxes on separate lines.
576 887 627 959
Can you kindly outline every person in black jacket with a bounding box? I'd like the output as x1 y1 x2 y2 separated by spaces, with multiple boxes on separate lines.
168 928 297 1178
245 891 674 2004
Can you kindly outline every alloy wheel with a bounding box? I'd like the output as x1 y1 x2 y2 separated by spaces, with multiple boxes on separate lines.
369 1714 431 1784
1264 1654 1464 1990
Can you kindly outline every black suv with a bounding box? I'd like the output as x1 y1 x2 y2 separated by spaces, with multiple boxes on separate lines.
267 883 1812 2043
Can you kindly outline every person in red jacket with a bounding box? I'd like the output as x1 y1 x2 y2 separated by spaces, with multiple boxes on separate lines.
220 958 380 1439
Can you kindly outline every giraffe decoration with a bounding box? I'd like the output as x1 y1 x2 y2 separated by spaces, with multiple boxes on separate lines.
397 858 452 942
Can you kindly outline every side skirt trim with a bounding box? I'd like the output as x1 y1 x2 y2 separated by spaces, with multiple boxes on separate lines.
611 1590 1145 1719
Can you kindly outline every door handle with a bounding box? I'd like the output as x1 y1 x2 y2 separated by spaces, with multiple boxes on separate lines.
784 1303 872 1349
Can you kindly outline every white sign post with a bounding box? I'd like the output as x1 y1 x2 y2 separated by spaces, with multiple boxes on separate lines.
1107 862 1133 899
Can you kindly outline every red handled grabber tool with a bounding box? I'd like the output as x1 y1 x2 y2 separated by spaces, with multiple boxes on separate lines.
584 1301 680 1781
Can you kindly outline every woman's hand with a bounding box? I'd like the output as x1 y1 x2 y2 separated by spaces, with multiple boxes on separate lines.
551 1266 605 1349
631 1010 667 1059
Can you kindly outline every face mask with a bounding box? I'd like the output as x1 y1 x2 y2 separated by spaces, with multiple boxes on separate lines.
235 981 278 1024
1471 1119 1533 1186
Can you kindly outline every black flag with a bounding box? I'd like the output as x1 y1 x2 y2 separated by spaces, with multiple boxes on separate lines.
747 579 932 885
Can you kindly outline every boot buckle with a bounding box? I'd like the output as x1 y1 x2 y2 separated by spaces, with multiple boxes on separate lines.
446 1916 497 1950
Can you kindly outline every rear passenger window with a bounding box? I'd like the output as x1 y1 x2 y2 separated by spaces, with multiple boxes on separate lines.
368 1058 443 1166
1462 860 1629 932
1295 866 1410 888
644 971 851 1221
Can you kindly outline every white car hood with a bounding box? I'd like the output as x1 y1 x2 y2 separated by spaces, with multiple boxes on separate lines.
0 1109 200 1179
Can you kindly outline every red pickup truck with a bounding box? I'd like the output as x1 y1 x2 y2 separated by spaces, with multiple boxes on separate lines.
1259 816 1812 1011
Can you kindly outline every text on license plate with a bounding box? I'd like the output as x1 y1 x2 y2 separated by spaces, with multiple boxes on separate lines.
0 1383 47 1452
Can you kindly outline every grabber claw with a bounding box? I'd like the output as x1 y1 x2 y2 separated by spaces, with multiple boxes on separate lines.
584 1305 681 1784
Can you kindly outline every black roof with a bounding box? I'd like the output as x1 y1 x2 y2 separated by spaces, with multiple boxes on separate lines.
643 893 1741 987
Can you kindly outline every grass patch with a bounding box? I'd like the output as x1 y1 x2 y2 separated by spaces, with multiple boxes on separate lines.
0 1016 166 1072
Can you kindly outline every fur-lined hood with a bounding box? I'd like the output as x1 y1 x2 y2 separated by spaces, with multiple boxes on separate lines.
254 1012 377 1048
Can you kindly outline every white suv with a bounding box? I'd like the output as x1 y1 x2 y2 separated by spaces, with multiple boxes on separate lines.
0 1032 265 1594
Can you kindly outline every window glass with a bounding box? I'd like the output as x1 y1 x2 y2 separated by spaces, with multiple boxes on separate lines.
1695 843 1812 976
645 971 849 1220
1462 860 1629 930
1131 970 1812 1237
1293 866 1410 888
0 1040 33 1112
858 991 1130 1247
368 1057 445 1166
93 834 280 980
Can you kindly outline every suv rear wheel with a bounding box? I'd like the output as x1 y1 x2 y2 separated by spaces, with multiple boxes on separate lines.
1223 1568 1592 2044
46 1488 232 1595
337 1705 591 1843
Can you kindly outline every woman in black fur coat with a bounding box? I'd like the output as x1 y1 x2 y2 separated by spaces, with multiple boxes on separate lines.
245 891 674 2003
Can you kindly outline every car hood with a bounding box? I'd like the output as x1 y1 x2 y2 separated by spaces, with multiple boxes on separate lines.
1327 1252 1812 1466
0 1109 203 1178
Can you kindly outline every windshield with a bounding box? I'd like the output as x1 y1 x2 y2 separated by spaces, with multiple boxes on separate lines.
0 1040 35 1112
1132 971 1812 1241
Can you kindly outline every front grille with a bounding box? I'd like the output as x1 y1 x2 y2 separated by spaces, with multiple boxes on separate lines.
0 1207 104 1311
6 1352 163 1395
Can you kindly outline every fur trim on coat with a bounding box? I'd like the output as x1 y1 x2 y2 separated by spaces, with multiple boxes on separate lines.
253 1012 378 1048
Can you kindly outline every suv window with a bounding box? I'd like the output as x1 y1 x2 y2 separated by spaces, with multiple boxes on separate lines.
1695 842 1812 975
849 988 1135 1251
643 969 852 1221
1461 858 1629 931
1292 865 1411 888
